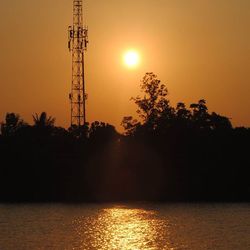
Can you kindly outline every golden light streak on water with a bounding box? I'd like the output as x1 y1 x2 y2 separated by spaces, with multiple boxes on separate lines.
75 205 172 250
0 204 250 249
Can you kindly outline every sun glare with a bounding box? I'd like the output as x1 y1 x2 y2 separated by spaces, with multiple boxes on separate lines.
124 50 140 68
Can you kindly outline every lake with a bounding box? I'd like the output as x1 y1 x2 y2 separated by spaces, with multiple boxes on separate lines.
0 203 249 249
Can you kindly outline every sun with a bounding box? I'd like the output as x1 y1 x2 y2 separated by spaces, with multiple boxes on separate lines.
124 50 140 68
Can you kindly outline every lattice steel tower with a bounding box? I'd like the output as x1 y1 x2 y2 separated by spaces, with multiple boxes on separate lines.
68 0 88 126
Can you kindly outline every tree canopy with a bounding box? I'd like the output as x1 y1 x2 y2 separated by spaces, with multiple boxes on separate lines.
122 73 232 136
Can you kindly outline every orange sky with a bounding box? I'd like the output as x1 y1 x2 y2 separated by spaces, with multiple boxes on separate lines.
0 0 249 130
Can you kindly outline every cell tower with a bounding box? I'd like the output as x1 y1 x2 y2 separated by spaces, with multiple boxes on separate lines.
68 0 88 126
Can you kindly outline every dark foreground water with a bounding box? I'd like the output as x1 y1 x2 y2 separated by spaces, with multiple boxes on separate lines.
0 203 249 249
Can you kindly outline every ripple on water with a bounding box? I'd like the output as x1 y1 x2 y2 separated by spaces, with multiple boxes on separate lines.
74 205 171 250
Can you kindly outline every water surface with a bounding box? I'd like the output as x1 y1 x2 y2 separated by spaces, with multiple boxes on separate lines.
0 203 249 249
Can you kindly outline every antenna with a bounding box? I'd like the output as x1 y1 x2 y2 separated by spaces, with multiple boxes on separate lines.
68 0 88 127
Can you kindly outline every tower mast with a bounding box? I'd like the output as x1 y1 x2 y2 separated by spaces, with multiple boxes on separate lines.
68 0 88 127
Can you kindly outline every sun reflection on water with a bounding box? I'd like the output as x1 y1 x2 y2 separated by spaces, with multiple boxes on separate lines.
75 205 172 250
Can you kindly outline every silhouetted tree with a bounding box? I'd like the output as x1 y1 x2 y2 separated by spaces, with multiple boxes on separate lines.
89 121 117 142
133 72 170 124
0 70 249 203
210 112 232 130
32 112 55 128
68 123 89 140
123 72 173 134
31 112 56 138
1 113 26 136
176 102 191 120
121 116 140 136
190 99 210 130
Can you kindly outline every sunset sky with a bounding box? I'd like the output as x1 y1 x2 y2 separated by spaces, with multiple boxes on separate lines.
0 0 249 130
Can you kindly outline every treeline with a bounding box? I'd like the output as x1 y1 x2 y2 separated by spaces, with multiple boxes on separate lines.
0 73 249 202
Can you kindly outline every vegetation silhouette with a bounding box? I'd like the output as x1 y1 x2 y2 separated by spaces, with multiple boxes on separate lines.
0 73 249 202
